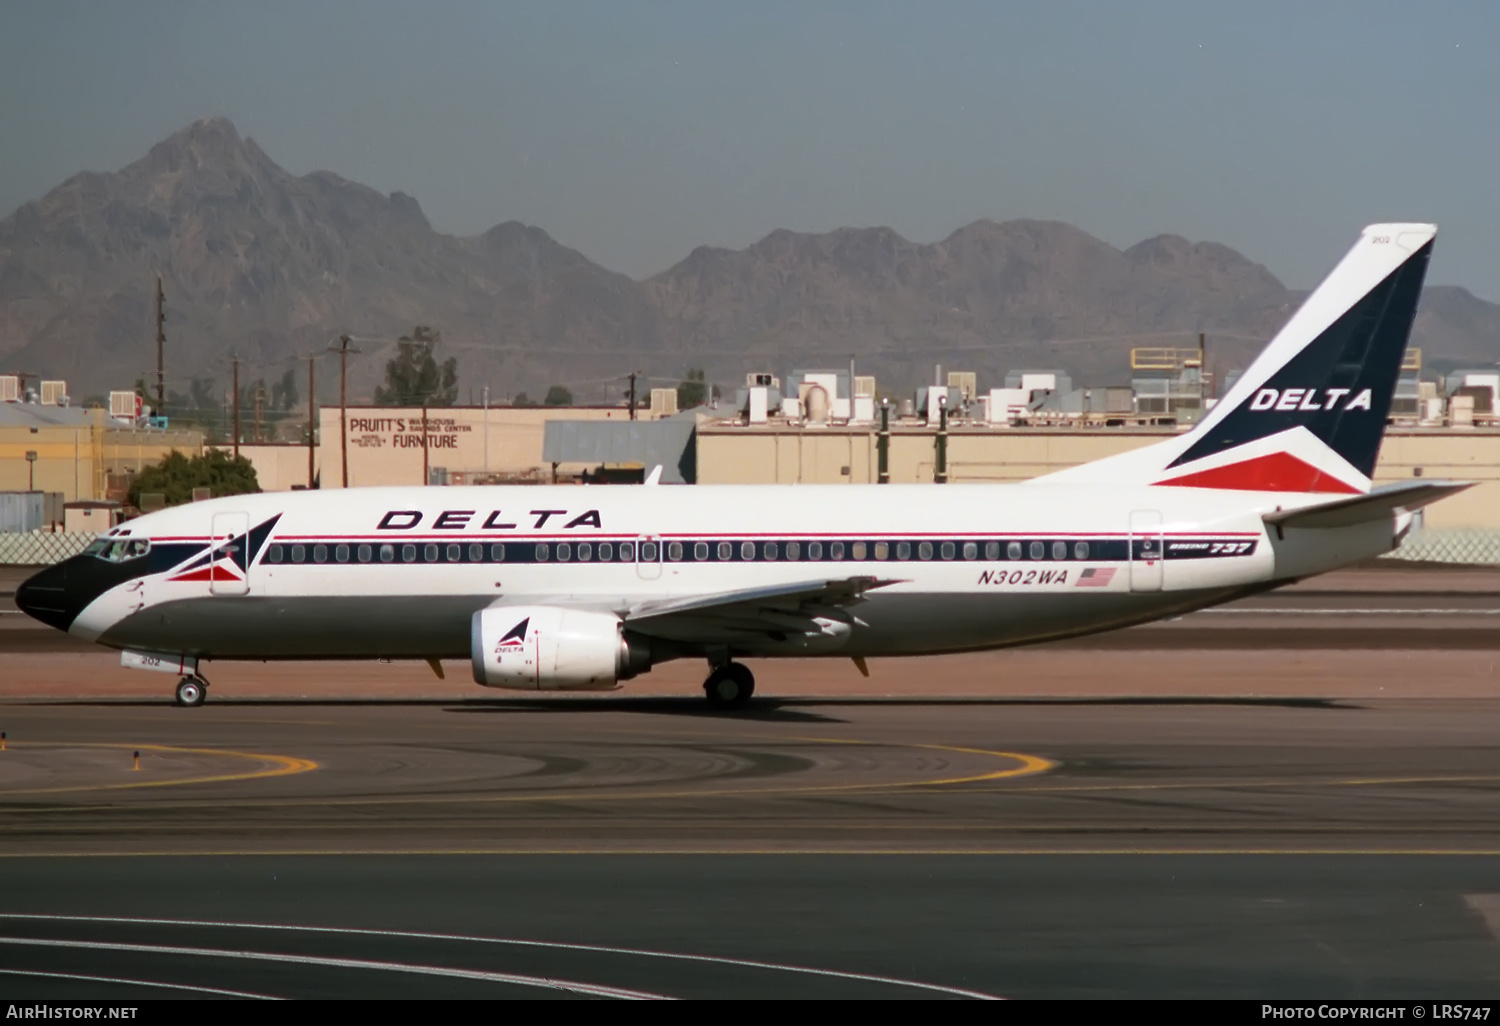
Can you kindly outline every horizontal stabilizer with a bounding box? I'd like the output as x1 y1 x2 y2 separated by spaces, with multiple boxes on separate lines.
1264 480 1473 530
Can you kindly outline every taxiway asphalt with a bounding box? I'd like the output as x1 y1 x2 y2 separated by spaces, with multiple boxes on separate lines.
2 565 1500 997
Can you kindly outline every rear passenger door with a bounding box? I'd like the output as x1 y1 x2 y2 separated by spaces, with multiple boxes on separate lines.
1129 510 1163 593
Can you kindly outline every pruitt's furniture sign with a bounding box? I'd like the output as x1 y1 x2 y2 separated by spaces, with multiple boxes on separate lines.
347 416 473 451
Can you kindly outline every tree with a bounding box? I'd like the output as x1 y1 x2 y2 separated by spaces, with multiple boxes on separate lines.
270 367 299 411
128 450 260 508
373 326 458 407
676 368 719 409
543 385 573 406
512 392 536 407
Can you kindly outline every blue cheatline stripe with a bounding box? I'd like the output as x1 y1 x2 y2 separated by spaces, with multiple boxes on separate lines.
255 536 1257 568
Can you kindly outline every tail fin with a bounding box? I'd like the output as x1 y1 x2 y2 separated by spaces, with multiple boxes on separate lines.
1037 223 1435 494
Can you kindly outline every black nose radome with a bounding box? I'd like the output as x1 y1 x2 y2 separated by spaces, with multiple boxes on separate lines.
15 562 75 632
16 552 144 634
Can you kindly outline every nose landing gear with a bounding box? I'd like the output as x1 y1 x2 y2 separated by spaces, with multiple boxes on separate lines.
174 676 208 707
703 662 755 709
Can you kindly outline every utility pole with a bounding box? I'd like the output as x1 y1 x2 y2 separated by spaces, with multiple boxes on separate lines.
253 383 264 444
421 400 429 486
1198 331 1208 405
154 276 166 419
307 354 317 489
230 356 241 459
934 394 949 484
877 398 890 484
327 335 361 489
627 371 639 421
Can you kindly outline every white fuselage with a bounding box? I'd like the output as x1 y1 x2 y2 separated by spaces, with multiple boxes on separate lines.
63 481 1394 664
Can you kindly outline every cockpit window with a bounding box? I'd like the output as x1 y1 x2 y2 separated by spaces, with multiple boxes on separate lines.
93 538 150 563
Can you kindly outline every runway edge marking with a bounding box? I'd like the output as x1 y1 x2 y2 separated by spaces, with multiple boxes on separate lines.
0 914 1001 1001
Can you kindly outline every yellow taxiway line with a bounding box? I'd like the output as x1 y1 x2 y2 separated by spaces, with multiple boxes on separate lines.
0 742 318 796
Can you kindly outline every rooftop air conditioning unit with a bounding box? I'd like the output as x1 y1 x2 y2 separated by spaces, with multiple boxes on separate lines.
746 372 777 388
947 371 977 402
39 381 67 406
649 388 678 418
109 391 141 419
0 376 18 403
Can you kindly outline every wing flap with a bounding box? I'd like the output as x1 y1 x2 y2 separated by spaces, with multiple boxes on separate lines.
625 576 899 642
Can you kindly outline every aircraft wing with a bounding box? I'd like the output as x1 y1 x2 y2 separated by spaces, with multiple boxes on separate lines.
623 576 901 643
1264 480 1474 530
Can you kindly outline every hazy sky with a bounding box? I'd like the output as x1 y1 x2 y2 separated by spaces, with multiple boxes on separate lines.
2 1 1497 296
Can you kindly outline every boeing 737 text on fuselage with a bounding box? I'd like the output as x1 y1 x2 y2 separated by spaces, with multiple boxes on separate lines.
16 224 1471 707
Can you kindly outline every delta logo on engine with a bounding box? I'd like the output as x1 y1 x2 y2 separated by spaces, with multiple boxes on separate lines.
496 618 529 650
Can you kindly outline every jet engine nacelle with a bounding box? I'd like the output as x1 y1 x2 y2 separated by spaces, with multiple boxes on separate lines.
470 605 649 690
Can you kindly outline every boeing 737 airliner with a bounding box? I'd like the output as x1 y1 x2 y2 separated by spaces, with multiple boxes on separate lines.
17 224 1469 707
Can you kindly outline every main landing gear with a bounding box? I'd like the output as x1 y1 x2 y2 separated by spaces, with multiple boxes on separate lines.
703 662 754 710
174 676 208 708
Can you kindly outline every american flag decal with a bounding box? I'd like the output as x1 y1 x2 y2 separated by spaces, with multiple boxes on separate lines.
1075 567 1117 588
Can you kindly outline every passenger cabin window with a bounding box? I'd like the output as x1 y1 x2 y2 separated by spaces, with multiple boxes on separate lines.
291 545 306 563
447 544 462 562
1074 541 1089 560
402 545 417 563
896 542 911 560
851 542 866 560
336 545 350 563
696 542 710 561
313 545 327 563
764 541 779 560
985 542 999 560
599 542 614 562
358 545 372 563
808 541 823 560
468 544 483 562
918 542 933 560
380 545 394 563
557 542 572 562
829 542 844 561
963 542 978 560
940 542 955 560
786 541 801 560
1029 541 1045 560
667 542 683 561
717 541 732 561
267 545 284 563
491 544 505 561
1008 541 1022 560
578 542 592 562
874 542 888 560
535 543 550 561
1052 541 1067 561
741 541 756 561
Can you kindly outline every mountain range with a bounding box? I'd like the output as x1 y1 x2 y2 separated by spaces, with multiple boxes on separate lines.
1 117 1496 405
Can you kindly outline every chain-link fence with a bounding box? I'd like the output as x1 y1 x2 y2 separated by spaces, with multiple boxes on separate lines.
1382 528 1500 566
0 532 98 566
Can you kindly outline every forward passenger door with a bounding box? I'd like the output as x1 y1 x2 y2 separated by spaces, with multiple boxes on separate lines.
210 512 251 596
